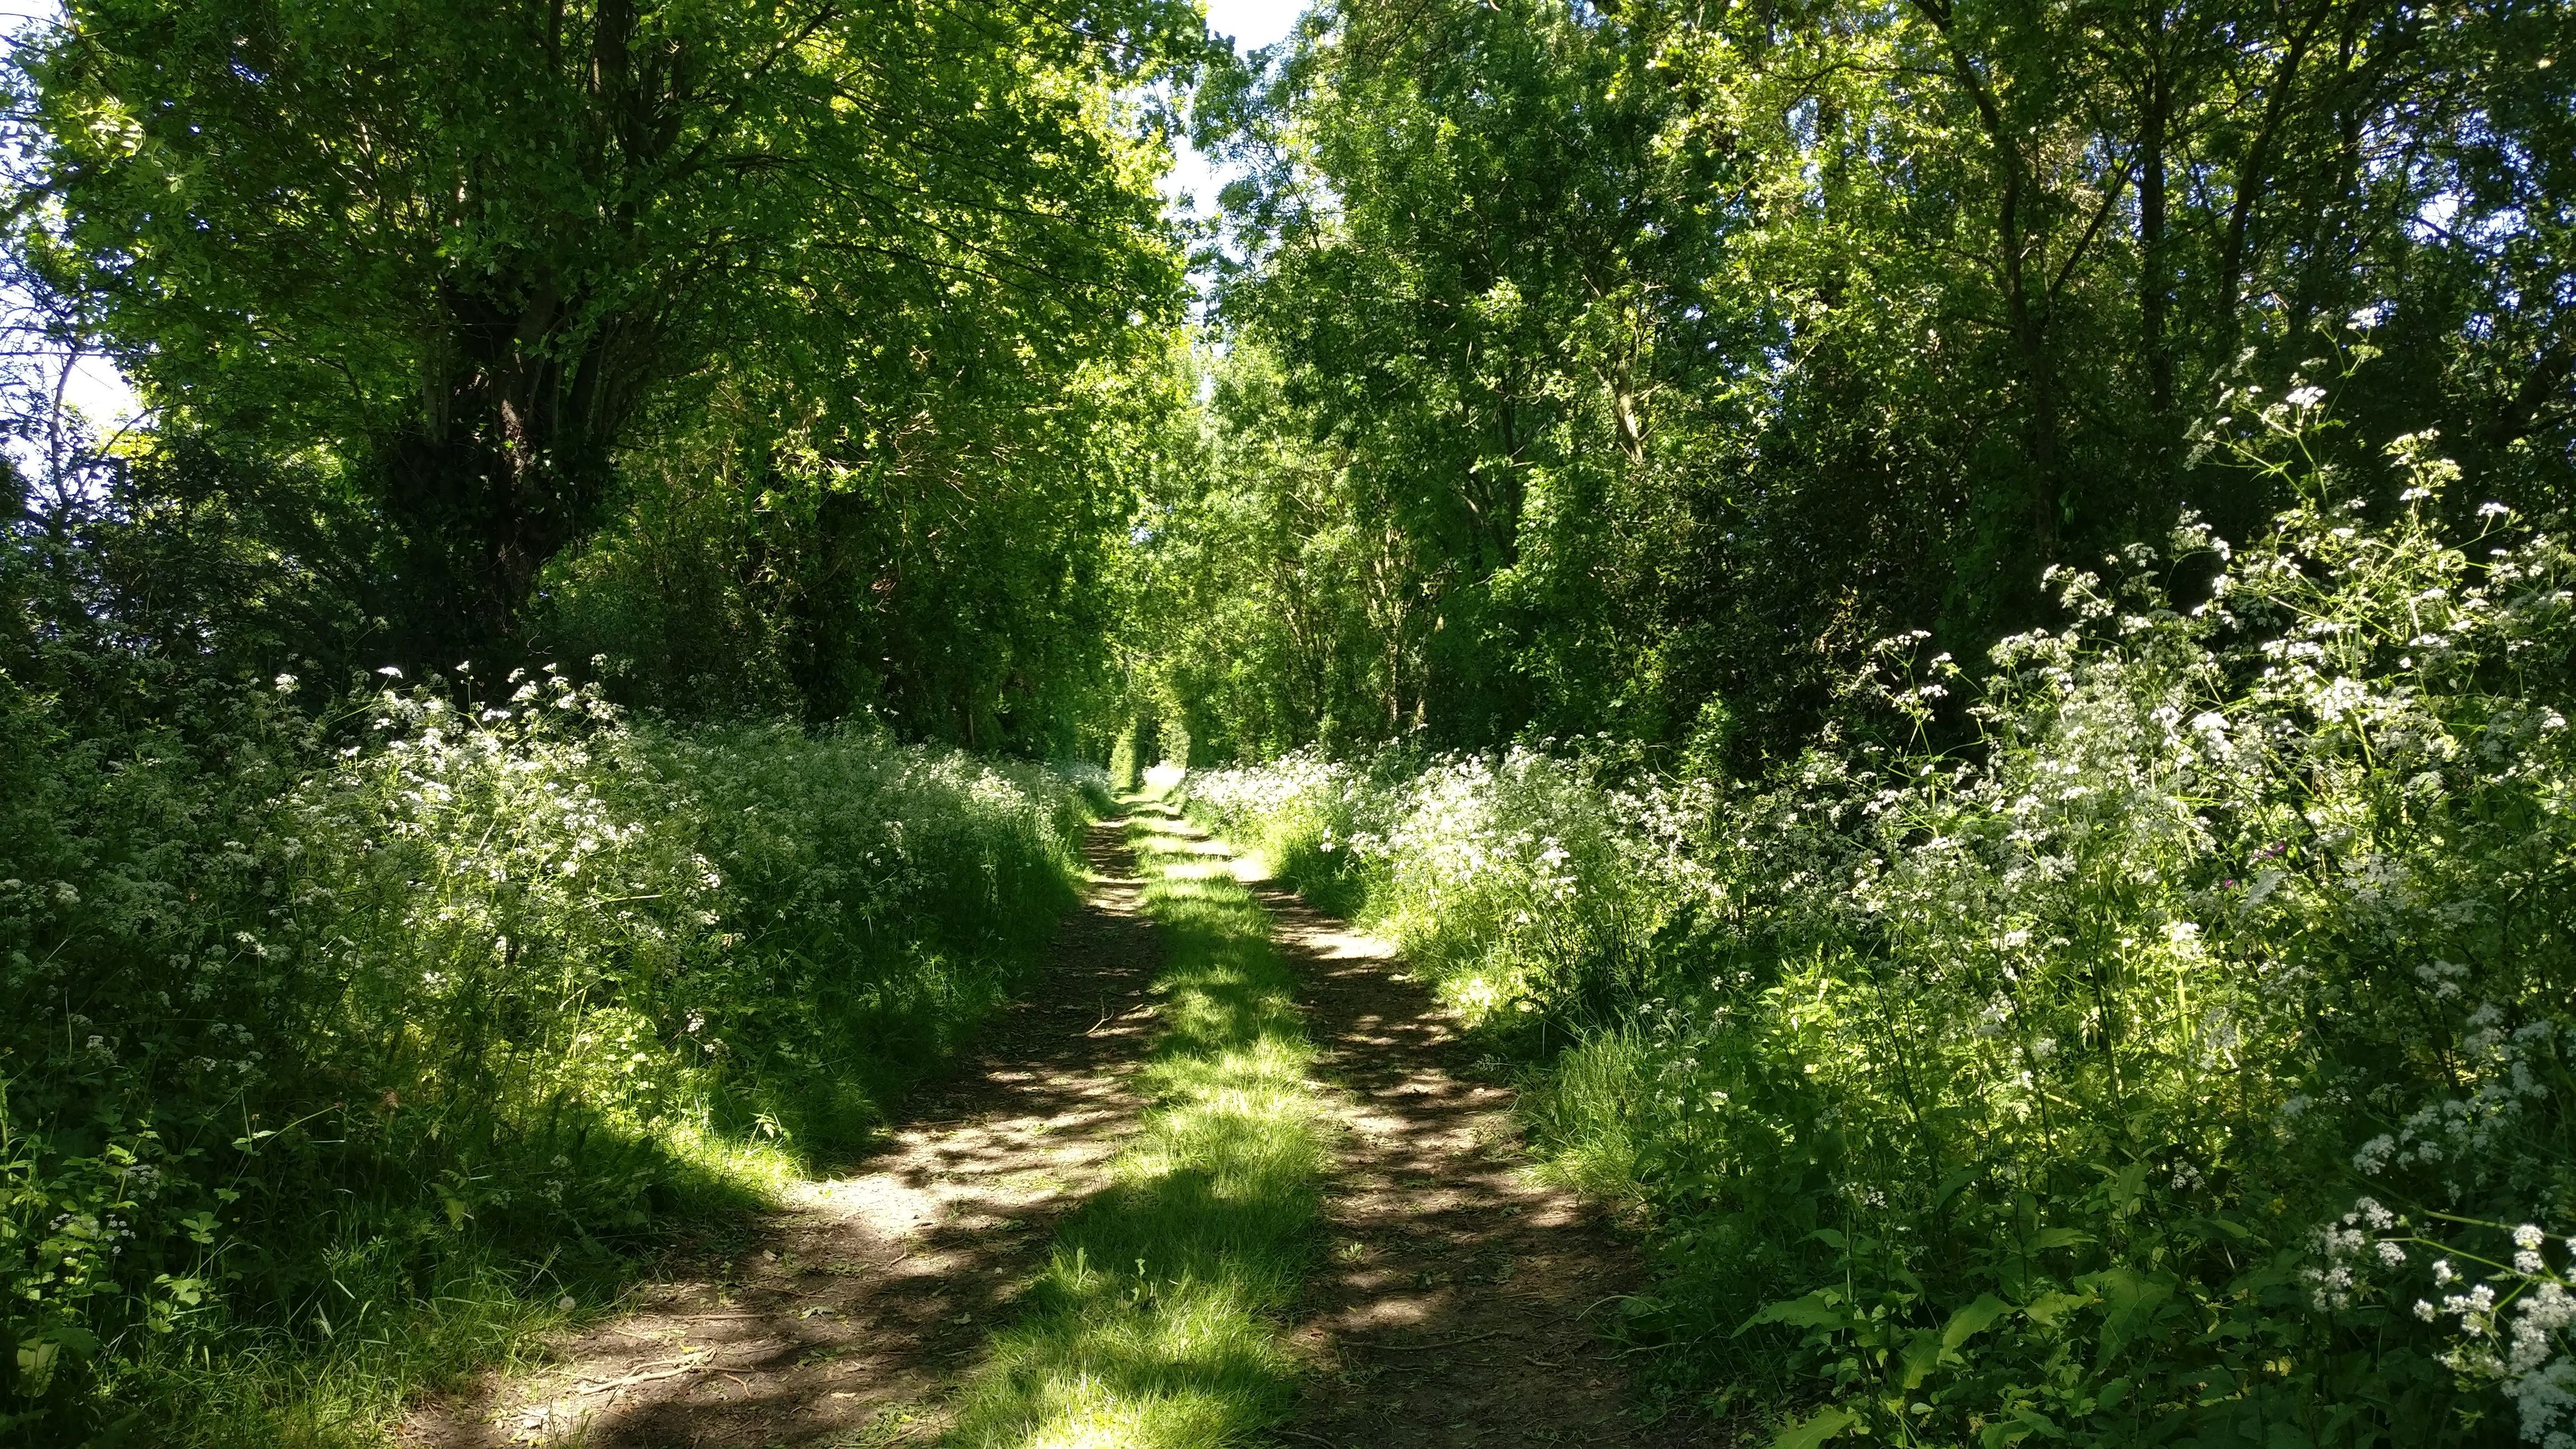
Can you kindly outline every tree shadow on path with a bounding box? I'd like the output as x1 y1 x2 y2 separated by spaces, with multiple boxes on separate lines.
1254 867 1713 1448
400 819 1164 1449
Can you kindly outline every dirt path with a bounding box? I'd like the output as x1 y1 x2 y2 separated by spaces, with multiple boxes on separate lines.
402 818 1164 1448
402 811 1697 1447
1256 883 1703 1448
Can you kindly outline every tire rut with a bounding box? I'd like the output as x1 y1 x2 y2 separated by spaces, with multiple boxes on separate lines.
400 818 1163 1448
1254 881 1705 1448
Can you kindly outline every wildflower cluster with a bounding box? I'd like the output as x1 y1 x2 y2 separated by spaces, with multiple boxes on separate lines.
2424 1224 2576 1448
1 671 1089 1423
1184 408 2576 1444
1189 742 1671 1029
2302 1204 2576 1447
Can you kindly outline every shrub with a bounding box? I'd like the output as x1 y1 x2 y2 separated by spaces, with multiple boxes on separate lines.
0 668 1088 1438
1183 405 2576 1445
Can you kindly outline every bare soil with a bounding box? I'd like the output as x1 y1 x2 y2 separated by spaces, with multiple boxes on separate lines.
1257 883 1706 1449
402 812 1704 1448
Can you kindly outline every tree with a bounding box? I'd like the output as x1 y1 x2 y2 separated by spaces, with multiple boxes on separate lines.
22 0 1199 659
1170 0 2575 763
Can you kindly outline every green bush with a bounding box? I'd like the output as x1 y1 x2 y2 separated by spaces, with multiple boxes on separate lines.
1183 403 2576 1445
0 668 1088 1439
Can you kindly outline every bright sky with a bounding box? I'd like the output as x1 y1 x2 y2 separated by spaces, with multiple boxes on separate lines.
1164 0 1309 220
2 0 138 431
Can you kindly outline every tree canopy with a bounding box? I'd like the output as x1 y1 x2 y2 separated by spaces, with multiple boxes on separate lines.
22 0 1200 698
1131 0 2573 763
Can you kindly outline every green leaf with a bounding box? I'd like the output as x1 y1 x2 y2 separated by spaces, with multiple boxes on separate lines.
2107 1161 2150 1215
2078 1266 2177 1364
16 1339 61 1397
1771 1405 1860 1449
1980 1407 2062 1448
1899 1327 1943 1388
1742 1290 1854 1335
2022 1289 2092 1327
1942 1292 2013 1352
2187 1212 2253 1241
33 1324 98 1359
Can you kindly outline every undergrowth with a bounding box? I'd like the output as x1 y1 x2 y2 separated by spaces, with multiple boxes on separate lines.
947 801 1325 1447
0 670 1093 1443
1183 384 2576 1445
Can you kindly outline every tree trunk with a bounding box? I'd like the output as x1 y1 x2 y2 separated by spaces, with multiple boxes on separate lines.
2137 13 2174 422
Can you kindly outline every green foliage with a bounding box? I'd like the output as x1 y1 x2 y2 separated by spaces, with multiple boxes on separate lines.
19 0 1202 660
0 663 1090 1438
531 331 1200 753
1136 0 2576 758
1180 405 2576 1445
1109 727 1143 794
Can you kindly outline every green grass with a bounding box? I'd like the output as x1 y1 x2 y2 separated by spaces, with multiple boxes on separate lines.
102 1245 585 1449
1514 1027 1649 1209
100 1124 801 1448
946 802 1328 1448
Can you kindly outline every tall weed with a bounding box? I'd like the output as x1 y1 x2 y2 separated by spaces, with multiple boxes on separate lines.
0 669 1089 1440
1184 396 2576 1445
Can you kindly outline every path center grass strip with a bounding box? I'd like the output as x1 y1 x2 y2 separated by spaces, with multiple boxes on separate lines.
947 803 1327 1448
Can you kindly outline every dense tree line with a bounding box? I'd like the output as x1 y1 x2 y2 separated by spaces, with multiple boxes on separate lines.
1138 0 2572 764
9 0 1205 750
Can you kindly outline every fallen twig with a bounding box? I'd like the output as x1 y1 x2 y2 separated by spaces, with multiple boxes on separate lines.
566 1355 708 1395
1343 1329 1502 1351
1084 1003 1154 1037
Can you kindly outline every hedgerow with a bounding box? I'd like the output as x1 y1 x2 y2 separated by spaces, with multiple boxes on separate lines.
1184 398 2576 1445
0 670 1089 1440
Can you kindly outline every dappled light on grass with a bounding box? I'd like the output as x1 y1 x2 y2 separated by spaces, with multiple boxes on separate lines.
1181 432 2576 1445
948 806 1324 1448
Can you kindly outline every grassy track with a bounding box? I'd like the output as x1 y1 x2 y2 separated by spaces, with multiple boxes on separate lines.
946 802 1327 1447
